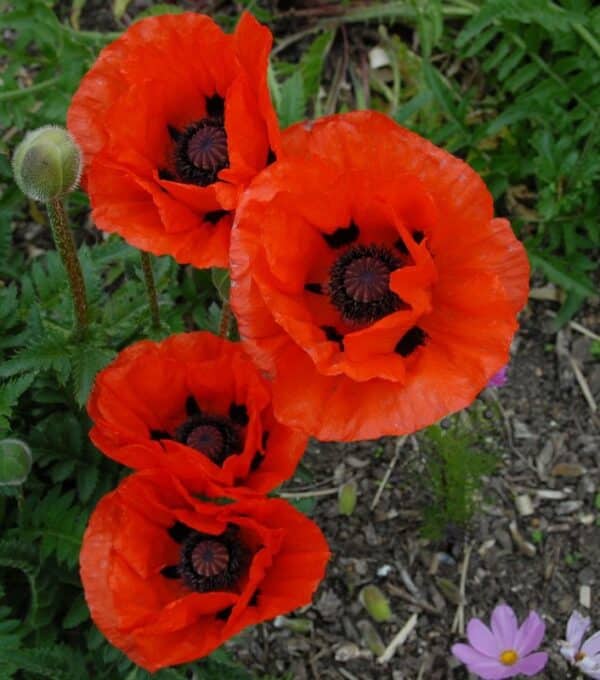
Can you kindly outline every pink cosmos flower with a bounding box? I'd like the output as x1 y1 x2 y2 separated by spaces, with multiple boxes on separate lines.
451 604 548 679
487 365 508 388
560 610 600 678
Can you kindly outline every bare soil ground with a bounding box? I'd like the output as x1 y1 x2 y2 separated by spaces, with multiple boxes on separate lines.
232 299 600 679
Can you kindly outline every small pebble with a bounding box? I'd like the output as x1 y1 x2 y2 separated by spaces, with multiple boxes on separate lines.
556 500 583 514
578 567 595 586
580 585 592 609
516 494 534 516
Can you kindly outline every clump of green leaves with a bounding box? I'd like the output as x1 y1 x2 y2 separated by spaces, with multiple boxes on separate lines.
418 414 498 540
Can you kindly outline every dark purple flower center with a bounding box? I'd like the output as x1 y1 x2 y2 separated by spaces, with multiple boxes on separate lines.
186 424 225 460
187 124 228 171
329 244 404 323
343 256 392 303
173 119 229 186
162 524 249 595
180 527 247 593
175 413 242 465
190 539 230 577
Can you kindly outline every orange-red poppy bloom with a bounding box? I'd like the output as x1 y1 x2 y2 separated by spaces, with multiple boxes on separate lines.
230 111 530 441
81 470 330 671
67 12 279 267
88 332 307 496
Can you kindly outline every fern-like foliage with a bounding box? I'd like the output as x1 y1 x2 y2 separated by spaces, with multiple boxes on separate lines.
30 488 88 569
418 411 499 540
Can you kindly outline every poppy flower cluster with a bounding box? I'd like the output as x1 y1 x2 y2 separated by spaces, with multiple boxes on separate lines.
70 8 530 673
83 333 329 670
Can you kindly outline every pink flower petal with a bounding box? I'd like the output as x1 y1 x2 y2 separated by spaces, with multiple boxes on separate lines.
560 641 577 663
566 610 591 650
468 618 500 657
513 652 548 676
583 632 600 657
515 611 545 656
487 365 508 388
451 644 511 680
579 656 600 679
491 604 519 650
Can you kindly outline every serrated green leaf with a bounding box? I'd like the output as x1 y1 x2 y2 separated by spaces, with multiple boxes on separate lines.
71 344 115 407
0 373 36 428
76 465 98 503
62 595 89 629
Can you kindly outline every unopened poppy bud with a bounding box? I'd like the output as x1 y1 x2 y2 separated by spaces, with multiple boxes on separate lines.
12 126 82 202
338 480 358 516
359 585 393 623
0 439 32 486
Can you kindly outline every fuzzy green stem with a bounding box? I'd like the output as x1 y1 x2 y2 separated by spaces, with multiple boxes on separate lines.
219 301 232 339
46 199 88 336
140 251 160 329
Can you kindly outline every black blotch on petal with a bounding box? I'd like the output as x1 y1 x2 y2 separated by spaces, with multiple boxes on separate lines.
304 283 324 295
250 451 265 471
167 125 182 142
158 168 175 181
160 565 180 579
322 222 360 249
413 230 424 244
216 606 233 621
168 521 192 544
394 238 409 255
266 148 276 165
206 94 225 119
204 210 230 225
248 589 260 607
261 431 270 450
229 403 249 427
186 396 201 416
395 326 427 357
321 325 344 351
151 429 172 441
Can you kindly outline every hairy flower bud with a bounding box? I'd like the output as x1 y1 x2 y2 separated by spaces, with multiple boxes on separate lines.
12 126 82 201
0 439 32 486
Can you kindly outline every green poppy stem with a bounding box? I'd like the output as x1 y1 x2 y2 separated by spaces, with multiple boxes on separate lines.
140 251 161 329
46 198 88 337
219 301 232 339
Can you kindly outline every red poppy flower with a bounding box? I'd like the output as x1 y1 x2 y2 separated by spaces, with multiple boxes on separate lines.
81 470 330 671
88 332 307 496
67 12 279 267
230 111 530 441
